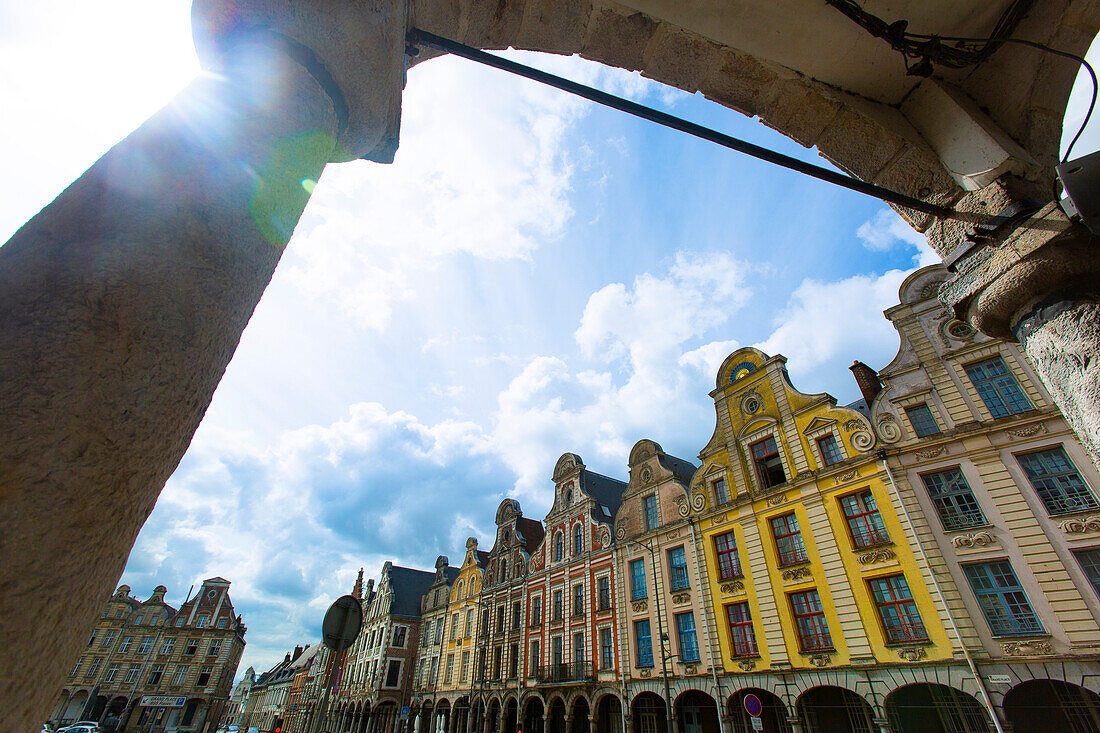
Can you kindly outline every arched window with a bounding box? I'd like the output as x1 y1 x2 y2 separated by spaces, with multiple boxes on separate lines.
554 532 564 562
565 489 573 505
456 581 464 599
501 559 509 581
573 524 583 555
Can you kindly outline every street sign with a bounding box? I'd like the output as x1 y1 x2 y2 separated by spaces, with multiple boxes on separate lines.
750 717 763 731
988 674 1012 685
322 594 363 651
140 695 186 707
401 706 410 719
744 693 762 717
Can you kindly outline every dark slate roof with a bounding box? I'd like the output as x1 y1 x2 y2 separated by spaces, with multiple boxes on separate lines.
443 567 460 583
388 565 437 618
846 398 871 419
476 551 490 567
517 517 545 550
658 453 698 485
581 469 628 522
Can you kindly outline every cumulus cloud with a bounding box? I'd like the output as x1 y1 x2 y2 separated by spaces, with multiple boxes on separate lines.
856 208 940 267
123 402 508 673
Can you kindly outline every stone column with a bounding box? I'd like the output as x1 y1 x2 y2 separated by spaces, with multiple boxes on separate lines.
587 714 597 733
939 198 1100 469
0 2 405 731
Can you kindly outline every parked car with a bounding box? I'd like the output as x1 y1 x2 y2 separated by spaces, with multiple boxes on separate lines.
58 724 98 733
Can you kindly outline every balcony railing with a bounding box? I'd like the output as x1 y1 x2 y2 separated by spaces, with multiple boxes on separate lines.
534 662 595 684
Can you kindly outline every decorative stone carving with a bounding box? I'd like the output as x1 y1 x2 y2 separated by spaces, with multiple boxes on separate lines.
720 581 745 595
915 446 946 459
951 531 996 548
741 392 763 416
690 492 707 512
631 600 648 613
616 527 626 540
781 566 812 582
807 654 831 667
1002 639 1052 656
877 417 902 444
667 529 681 539
737 659 756 672
598 527 612 549
684 664 699 675
944 320 976 342
1060 516 1100 534
834 470 858 484
843 419 864 431
1006 423 1045 437
640 468 652 483
850 430 875 451
639 669 651 678
897 647 927 662
920 281 944 300
766 493 788 506
857 547 897 565
672 592 691 605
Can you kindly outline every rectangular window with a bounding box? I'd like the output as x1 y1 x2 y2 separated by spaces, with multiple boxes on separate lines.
597 576 611 611
124 665 140 684
497 606 506 633
921 468 987 531
643 494 659 531
104 665 120 683
88 631 97 647
445 654 455 683
712 477 730 505
1075 548 1100 598
714 530 743 580
751 436 786 488
392 625 407 648
573 584 585 617
118 636 133 653
147 664 165 686
963 561 1043 636
965 357 1033 418
69 657 83 677
86 657 103 679
216 616 228 629
668 546 689 591
1018 447 1098 515
195 615 209 628
531 596 542 625
726 602 758 657
138 637 153 655
868 575 928 643
840 490 890 549
675 612 700 663
493 645 503 679
905 403 941 437
791 590 833 652
197 665 212 686
513 601 522 629
172 666 188 686
552 636 563 666
552 589 564 621
207 639 222 657
771 513 807 566
634 619 653 667
817 434 844 466
102 630 117 648
573 632 585 665
184 639 198 656
465 609 473 637
160 638 175 656
510 643 519 678
436 619 444 644
600 627 613 669
530 640 540 676
630 559 648 600
451 613 459 641
385 660 401 687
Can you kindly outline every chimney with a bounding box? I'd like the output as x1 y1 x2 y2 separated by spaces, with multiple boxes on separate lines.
293 645 303 660
850 361 883 407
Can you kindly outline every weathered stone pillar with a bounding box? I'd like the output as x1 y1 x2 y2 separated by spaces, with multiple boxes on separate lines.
587 714 597 733
0 2 406 731
939 200 1100 468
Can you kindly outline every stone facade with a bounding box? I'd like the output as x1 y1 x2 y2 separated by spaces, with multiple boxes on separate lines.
50 578 245 732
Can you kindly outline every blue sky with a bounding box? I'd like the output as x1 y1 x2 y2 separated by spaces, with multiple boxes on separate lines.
3 1 1096 677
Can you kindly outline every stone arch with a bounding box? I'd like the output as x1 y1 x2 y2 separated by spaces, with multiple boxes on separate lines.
502 695 519 733
592 693 622 733
1003 679 1100 732
487 697 503 733
569 695 591 733
408 1 971 229
50 690 72 723
418 700 436 733
885 683 990 733
728 688 791 733
796 685 875 733
674 689 720 733
546 695 568 733
521 694 546 733
435 698 452 733
63 690 89 723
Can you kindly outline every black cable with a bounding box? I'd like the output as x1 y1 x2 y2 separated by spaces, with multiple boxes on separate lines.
408 28 976 222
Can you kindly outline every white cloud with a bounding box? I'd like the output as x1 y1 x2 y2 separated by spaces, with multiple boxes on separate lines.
856 207 941 267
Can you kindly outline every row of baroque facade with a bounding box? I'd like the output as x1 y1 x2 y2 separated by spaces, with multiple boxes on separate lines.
50 577 247 732
233 265 1100 733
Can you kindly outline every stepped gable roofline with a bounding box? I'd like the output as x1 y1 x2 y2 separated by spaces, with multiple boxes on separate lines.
384 564 437 618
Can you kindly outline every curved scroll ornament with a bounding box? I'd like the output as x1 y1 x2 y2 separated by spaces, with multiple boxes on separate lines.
737 659 756 672
781 566 812 582
765 493 788 507
1060 516 1100 534
631 600 648 613
850 429 875 452
598 527 612 548
897 647 927 662
690 492 707 513
807 654 831 668
857 548 897 565
616 527 626 540
951 531 996 549
876 417 902 444
639 669 652 678
720 581 745 595
843 419 864 431
915 446 946 459
677 499 691 518
672 592 691 605
1006 423 1045 438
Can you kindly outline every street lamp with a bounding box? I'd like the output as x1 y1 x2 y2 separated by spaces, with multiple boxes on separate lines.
620 536 675 733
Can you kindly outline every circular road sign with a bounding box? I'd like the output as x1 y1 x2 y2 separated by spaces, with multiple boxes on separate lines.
322 594 363 652
743 693 763 717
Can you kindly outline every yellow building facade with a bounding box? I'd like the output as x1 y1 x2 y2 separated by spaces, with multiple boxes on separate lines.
689 347 960 731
